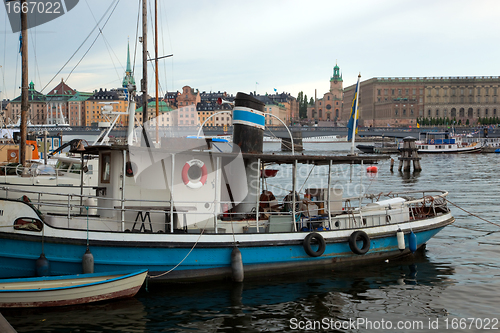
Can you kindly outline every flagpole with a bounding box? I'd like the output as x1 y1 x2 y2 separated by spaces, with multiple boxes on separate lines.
350 73 361 155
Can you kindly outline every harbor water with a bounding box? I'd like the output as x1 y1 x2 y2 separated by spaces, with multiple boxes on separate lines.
3 142 500 332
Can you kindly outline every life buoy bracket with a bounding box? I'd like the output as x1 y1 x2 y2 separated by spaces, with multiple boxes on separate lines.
303 232 326 257
348 230 371 255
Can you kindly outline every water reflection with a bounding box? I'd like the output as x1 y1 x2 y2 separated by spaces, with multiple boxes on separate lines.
135 250 455 332
398 170 421 183
3 297 147 333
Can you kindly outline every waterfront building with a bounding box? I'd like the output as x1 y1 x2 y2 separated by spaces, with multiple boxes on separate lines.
254 94 288 126
165 91 180 108
83 88 129 126
45 78 76 125
307 63 344 124
265 92 299 125
6 81 46 125
68 91 93 126
177 86 200 108
197 91 233 127
342 76 500 127
135 100 175 126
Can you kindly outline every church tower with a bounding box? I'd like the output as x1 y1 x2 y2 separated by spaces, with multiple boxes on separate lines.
329 62 343 100
122 41 136 93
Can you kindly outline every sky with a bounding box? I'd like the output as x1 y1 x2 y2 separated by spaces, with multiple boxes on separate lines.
1 0 500 102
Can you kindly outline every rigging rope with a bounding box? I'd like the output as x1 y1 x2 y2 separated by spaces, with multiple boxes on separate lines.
445 198 500 228
41 0 119 93
64 0 122 83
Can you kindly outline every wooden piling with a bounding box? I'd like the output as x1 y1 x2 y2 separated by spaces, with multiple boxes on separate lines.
398 137 422 172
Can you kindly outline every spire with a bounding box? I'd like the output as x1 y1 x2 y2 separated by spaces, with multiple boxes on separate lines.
122 40 136 88
126 40 132 74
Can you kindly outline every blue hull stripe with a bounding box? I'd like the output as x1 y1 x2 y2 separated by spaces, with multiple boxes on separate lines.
0 227 445 279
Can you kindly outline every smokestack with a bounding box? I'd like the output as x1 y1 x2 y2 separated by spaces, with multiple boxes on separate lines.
232 92 265 154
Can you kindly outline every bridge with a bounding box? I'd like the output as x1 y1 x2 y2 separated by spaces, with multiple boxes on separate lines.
25 125 499 140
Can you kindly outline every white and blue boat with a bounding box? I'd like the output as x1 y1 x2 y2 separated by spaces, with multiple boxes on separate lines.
0 269 147 308
0 93 455 283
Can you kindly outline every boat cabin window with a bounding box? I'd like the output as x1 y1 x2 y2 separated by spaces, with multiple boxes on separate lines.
101 153 111 183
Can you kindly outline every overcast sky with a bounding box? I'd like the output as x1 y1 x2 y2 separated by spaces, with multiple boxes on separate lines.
1 0 500 102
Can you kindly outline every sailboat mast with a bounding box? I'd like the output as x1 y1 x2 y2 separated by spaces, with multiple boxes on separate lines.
154 0 160 144
20 0 28 166
141 0 148 128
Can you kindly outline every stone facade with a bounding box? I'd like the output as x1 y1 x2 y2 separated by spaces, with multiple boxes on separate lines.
342 76 500 127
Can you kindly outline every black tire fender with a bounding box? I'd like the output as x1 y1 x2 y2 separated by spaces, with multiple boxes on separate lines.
348 230 371 255
303 232 326 257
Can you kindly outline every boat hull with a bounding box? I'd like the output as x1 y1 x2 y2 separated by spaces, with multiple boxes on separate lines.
0 213 453 282
0 270 147 308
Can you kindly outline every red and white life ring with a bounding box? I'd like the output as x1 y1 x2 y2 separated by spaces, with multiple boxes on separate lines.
182 159 208 189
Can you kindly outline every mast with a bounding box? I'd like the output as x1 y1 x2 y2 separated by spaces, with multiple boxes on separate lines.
155 0 159 144
20 0 28 166
141 0 150 146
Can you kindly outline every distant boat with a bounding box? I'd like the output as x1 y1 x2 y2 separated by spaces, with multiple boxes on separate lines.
402 131 482 153
302 135 347 143
0 269 147 308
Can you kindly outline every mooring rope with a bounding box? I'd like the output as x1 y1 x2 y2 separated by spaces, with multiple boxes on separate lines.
445 198 500 228
147 227 206 280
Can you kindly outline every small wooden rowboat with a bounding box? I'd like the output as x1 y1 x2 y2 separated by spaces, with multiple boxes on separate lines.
0 269 147 308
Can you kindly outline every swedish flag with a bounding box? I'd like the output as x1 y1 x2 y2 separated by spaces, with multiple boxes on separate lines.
347 75 361 141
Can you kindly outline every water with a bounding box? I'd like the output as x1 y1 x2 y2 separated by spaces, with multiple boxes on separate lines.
3 143 500 332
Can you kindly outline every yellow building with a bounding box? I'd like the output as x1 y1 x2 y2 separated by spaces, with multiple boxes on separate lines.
83 88 129 127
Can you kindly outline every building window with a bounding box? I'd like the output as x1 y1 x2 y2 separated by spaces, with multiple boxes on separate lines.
398 89 402 95
391 89 395 95
395 109 398 116
436 109 439 117
460 88 464 95
485 109 489 115
485 88 489 95
405 89 409 95
377 89 381 96
384 89 388 96
435 88 440 96
403 109 406 116
477 87 481 95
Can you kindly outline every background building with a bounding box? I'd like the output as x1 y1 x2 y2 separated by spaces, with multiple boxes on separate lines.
342 76 500 127
308 64 343 124
6 81 45 125
84 88 129 126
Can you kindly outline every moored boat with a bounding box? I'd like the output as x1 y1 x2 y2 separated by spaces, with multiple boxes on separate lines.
0 93 455 283
401 131 482 153
0 269 147 308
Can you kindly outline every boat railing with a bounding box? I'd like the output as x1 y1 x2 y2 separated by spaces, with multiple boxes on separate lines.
2 186 450 234
0 163 89 186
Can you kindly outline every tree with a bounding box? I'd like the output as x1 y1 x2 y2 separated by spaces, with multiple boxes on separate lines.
296 91 308 118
